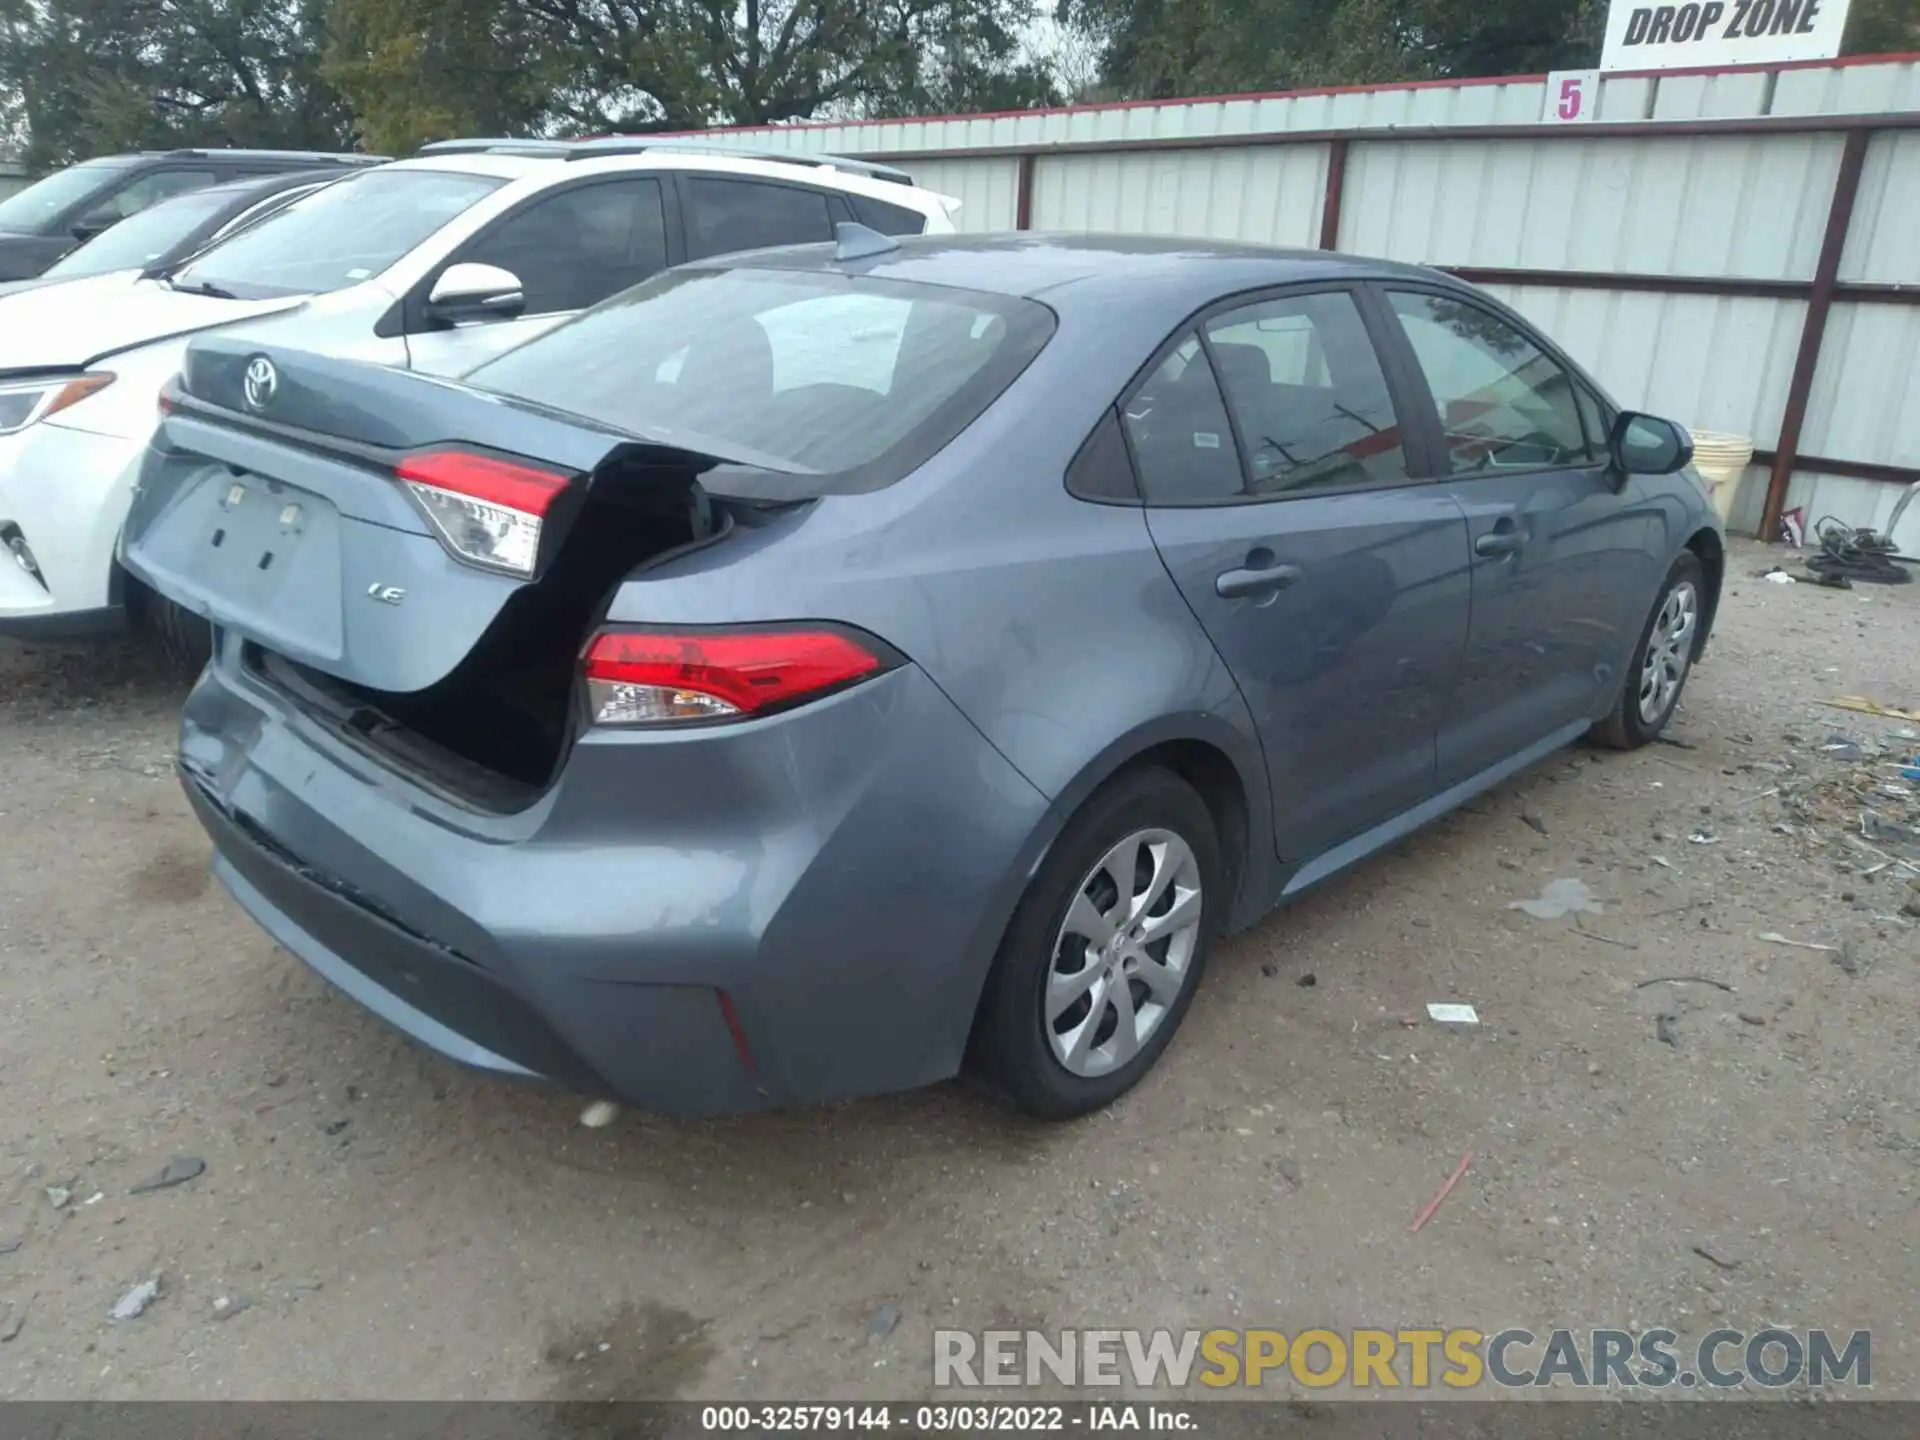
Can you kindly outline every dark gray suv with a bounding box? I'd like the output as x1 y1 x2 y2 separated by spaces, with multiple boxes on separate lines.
123 234 1724 1120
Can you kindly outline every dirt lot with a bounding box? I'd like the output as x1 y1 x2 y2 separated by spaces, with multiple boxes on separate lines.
1 538 1917 1402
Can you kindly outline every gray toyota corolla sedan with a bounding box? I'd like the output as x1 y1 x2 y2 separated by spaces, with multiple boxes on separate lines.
122 231 1724 1120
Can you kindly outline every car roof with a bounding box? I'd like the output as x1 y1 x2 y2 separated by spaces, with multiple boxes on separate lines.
724 232 1450 308
377 150 952 214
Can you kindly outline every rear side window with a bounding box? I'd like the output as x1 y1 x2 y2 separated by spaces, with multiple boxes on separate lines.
685 178 834 258
83 168 220 225
461 178 668 314
1121 337 1243 504
1204 291 1409 494
464 267 1054 495
847 194 928 235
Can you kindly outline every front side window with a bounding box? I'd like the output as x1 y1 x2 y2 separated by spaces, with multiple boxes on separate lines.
848 193 929 236
1121 337 1243 505
685 178 835 259
459 178 668 316
0 160 138 234
172 169 505 299
82 168 219 226
1387 291 1591 473
464 267 1053 494
1204 290 1409 495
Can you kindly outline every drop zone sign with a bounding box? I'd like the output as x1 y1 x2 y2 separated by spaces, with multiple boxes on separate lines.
1600 0 1852 70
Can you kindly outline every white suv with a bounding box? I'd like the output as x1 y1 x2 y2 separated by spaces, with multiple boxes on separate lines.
0 139 957 649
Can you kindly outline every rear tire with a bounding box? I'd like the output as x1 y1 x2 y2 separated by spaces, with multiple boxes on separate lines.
972 767 1221 1121
1591 551 1705 750
131 579 213 677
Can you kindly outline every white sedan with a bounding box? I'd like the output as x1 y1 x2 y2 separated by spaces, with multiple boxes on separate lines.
0 141 956 660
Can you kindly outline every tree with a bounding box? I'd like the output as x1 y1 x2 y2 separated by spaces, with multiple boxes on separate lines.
1059 0 1913 100
0 0 354 168
323 0 566 152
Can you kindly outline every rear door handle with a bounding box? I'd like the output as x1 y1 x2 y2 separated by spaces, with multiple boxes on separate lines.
1474 529 1524 559
1216 563 1302 599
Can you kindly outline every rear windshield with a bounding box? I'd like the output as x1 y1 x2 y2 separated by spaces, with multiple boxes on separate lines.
0 160 135 235
463 266 1055 494
42 185 235 278
172 169 505 299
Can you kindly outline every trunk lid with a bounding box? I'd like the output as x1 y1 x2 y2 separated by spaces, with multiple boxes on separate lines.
122 335 727 699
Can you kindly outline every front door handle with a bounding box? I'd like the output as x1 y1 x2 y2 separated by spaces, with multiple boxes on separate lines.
1216 563 1303 599
1474 528 1524 559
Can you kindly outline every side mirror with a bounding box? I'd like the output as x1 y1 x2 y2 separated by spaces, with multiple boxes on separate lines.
1608 411 1694 477
70 211 115 243
426 262 525 326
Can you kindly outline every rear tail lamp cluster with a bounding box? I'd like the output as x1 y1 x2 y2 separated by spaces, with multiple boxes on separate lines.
583 629 889 727
396 450 569 578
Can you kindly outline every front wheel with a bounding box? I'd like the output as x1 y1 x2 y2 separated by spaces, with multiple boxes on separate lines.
1591 551 1705 750
971 767 1222 1120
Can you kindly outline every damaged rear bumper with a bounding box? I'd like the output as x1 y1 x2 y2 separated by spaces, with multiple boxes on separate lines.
177 646 1050 1115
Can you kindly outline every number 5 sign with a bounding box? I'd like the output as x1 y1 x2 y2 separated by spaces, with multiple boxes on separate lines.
1543 69 1603 123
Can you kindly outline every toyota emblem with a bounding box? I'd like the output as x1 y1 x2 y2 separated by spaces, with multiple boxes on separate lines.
242 356 278 412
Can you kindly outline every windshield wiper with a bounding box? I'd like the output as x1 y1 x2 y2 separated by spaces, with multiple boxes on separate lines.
162 275 238 299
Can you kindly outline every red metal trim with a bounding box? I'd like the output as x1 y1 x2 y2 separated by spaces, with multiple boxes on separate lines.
1447 267 1808 298
641 53 1920 142
1751 450 1920 487
1762 127 1871 542
1319 138 1349 251
1014 153 1035 230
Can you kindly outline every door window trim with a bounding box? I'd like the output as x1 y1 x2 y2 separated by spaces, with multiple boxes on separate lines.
668 170 851 263
1368 280 1614 484
385 173 685 339
1111 280 1446 510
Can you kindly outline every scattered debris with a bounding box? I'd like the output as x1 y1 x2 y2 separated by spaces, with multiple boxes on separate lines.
1650 855 1674 869
1260 962 1279 978
110 1277 161 1322
1738 1013 1768 1026
866 1305 902 1343
1763 569 1796 585
1832 940 1860 977
1758 932 1838 953
1409 1151 1474 1234
321 1119 350 1136
0 1296 28 1342
1823 697 1920 724
130 1156 205 1195
579 1100 620 1129
1654 735 1699 751
1521 813 1549 837
45 1186 71 1210
1426 1003 1480 1025
83 1192 104 1206
1821 736 1866 762
1655 1014 1681 1048
1571 923 1639 950
0 1239 21 1255
1635 975 1734 993
1691 1244 1742 1272
210 1295 251 1322
1274 1156 1302 1189
1688 831 1720 845
1508 877 1601 919
1296 973 1317 989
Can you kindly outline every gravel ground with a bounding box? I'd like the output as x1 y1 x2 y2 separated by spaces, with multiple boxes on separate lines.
1 538 1916 1402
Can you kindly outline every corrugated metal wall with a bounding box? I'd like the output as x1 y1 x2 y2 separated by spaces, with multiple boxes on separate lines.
680 57 1920 544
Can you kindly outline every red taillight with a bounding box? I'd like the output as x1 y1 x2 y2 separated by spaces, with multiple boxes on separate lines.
582 628 887 726
395 449 569 578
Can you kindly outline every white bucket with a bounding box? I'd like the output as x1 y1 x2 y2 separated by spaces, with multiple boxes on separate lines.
1688 430 1755 524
